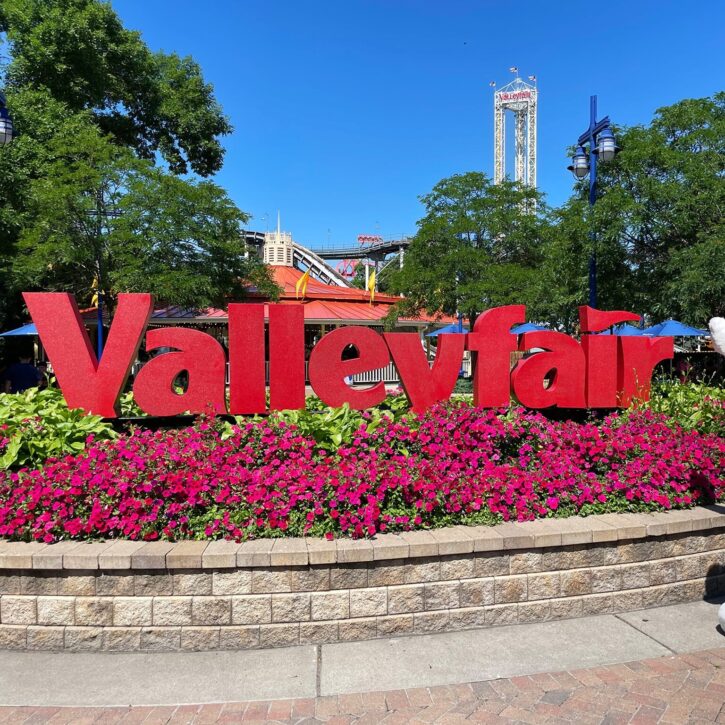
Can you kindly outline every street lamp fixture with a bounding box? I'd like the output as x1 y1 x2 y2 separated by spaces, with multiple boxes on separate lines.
0 93 14 146
568 146 590 179
567 95 619 308
594 127 619 162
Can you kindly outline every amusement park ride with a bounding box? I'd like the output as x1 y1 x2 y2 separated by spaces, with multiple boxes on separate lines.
244 68 537 288
490 67 537 188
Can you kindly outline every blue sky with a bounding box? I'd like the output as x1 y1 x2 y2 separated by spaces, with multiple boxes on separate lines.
113 0 723 249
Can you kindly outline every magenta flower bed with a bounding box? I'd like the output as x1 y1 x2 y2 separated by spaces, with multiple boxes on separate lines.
0 403 723 543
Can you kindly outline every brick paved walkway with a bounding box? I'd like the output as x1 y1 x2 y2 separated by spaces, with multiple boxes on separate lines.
2 648 725 723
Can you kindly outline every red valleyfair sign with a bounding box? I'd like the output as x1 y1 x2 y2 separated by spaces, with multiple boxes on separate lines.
23 292 674 418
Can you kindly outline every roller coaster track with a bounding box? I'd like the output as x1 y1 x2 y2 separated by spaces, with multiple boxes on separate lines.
308 238 410 261
291 243 350 287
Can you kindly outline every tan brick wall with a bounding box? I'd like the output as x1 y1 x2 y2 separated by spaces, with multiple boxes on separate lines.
1 509 725 651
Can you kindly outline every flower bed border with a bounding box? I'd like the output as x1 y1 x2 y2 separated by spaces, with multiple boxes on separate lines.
1 508 724 570
1 508 725 652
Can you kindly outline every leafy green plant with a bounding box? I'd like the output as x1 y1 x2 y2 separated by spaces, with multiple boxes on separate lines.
0 386 116 470
631 380 724 435
263 395 412 451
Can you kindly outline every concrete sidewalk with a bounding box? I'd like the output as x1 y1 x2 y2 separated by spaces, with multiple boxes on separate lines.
0 598 723 708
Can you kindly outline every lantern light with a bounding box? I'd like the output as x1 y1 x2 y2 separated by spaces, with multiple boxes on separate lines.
0 94 13 146
595 126 619 162
567 146 590 179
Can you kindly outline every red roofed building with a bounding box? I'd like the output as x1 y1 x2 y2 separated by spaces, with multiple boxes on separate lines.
140 229 457 383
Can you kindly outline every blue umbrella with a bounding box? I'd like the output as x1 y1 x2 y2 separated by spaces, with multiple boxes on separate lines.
596 324 644 336
426 323 469 337
511 322 549 334
644 320 709 337
0 322 37 337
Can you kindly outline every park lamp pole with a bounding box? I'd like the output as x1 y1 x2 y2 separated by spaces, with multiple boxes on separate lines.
567 95 619 309
0 93 13 146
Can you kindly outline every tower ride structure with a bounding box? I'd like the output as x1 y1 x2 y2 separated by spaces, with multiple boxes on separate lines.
492 74 537 187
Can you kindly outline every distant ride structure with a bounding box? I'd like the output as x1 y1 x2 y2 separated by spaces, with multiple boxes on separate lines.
243 224 410 288
491 69 537 188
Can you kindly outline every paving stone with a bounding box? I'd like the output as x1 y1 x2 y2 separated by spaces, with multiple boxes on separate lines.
152 596 193 627
399 530 439 558
336 539 374 563
31 541 82 570
271 593 310 623
306 538 337 565
62 542 115 570
231 594 272 624
349 588 387 618
236 539 274 567
270 539 308 566
200 540 241 569
166 541 208 569
113 597 153 627
371 534 409 560
131 542 175 570
75 597 113 626
97 541 146 570
191 596 231 625
37 596 75 625
0 595 36 625
26 626 64 651
311 591 349 621
387 584 424 614
212 570 252 595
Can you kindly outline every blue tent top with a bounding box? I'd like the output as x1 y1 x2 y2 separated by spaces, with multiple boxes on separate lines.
596 323 644 336
0 322 37 337
644 320 709 337
511 322 549 334
425 323 468 337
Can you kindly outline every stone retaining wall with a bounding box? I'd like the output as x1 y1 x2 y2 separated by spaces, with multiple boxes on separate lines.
1 507 724 651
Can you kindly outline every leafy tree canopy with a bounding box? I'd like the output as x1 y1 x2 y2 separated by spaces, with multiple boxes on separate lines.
387 172 550 326
1 0 230 175
0 0 276 323
13 126 278 309
553 93 725 324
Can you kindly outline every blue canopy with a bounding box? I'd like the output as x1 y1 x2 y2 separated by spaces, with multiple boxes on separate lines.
0 323 37 337
511 322 549 334
426 323 468 337
644 320 709 337
596 324 644 336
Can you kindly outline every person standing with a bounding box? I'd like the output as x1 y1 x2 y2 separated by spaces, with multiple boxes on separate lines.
3 354 42 394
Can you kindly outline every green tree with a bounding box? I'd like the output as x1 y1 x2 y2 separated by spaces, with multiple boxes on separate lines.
559 93 725 324
1 0 230 175
13 127 277 309
387 172 550 326
0 0 276 323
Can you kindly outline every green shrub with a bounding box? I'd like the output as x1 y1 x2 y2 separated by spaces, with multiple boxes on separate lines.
633 380 724 435
0 386 116 470
261 394 412 451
